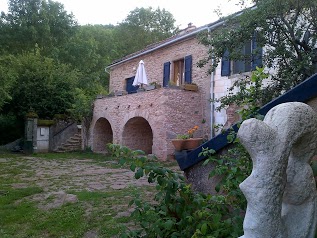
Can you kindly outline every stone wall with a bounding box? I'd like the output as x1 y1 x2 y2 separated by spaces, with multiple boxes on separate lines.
109 36 212 139
50 120 78 151
90 87 204 160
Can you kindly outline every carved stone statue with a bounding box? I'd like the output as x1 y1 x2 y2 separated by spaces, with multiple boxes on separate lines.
238 102 317 238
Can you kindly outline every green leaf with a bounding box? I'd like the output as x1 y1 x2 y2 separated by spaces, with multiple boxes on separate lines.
135 168 144 179
201 223 208 235
130 164 136 172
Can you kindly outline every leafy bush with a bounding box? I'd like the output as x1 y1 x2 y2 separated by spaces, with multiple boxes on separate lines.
0 114 24 145
107 145 246 237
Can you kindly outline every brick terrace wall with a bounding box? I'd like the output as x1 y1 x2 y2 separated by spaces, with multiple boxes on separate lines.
109 36 212 139
90 88 203 160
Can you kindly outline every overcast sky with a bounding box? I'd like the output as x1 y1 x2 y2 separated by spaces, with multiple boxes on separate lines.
0 0 249 28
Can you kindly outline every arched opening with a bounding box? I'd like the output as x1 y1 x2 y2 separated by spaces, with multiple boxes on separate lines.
122 117 153 154
93 118 113 152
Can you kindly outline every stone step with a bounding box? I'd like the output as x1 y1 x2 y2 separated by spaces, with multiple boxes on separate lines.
63 139 81 145
54 132 82 153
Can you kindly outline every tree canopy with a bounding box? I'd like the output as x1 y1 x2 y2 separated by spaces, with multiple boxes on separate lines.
114 7 178 56
0 0 77 56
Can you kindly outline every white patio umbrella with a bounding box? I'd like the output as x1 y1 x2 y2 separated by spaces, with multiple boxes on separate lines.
133 60 148 88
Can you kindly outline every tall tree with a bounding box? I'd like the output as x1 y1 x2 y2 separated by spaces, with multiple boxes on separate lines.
114 7 178 57
60 24 118 90
0 55 18 110
199 0 317 107
2 50 79 119
0 0 77 56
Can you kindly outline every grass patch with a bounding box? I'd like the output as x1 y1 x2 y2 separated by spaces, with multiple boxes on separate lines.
32 151 107 160
34 204 87 237
0 152 19 158
0 187 43 237
0 152 164 237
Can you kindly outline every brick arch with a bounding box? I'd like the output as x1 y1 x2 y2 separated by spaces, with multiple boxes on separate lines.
93 117 113 152
122 116 153 154
122 110 152 127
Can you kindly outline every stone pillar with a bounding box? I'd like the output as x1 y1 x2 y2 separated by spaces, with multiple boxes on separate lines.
24 116 38 154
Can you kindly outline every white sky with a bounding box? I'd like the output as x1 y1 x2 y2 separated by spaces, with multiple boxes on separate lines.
0 0 249 28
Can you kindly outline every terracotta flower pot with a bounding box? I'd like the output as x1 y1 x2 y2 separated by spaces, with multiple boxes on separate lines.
171 138 203 151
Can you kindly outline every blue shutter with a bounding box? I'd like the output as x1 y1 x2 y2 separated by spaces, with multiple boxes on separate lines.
163 62 170 87
252 33 263 70
221 50 231 76
184 55 192 83
244 41 252 72
126 77 138 94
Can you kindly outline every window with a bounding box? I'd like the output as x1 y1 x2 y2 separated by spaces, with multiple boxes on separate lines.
172 59 184 86
232 41 252 74
126 76 139 94
163 55 192 87
221 36 262 76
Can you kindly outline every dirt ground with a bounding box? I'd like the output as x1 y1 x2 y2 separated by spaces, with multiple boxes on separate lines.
2 156 155 208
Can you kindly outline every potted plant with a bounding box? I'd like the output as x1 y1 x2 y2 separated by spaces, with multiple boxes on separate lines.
171 126 203 151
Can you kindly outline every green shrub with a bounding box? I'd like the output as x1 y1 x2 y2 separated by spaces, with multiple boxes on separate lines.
107 145 246 238
0 114 24 145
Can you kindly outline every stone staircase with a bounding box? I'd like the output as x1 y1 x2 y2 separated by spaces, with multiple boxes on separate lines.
54 133 82 152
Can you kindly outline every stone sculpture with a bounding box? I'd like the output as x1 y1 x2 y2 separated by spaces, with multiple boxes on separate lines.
238 102 317 238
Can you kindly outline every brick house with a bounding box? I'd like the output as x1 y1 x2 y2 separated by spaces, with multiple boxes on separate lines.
89 17 261 160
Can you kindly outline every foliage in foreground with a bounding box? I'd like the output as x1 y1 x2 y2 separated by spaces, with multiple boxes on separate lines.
107 144 250 238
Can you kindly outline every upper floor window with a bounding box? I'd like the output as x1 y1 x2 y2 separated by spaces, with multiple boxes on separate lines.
172 59 184 86
221 36 262 76
163 55 192 87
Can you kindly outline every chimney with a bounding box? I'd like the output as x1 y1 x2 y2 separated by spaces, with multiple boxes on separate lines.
187 23 196 31
178 23 196 35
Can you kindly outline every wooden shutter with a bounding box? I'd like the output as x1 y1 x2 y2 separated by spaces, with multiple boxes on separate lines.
126 77 138 94
221 50 231 76
252 33 263 70
184 55 192 83
163 62 170 87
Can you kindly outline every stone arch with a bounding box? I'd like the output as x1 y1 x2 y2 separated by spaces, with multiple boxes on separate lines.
93 117 113 152
122 116 153 154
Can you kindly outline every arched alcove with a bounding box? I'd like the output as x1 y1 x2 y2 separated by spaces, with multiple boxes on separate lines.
122 117 153 154
93 118 113 152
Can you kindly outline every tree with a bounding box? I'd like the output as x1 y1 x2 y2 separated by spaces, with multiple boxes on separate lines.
0 0 77 56
2 50 79 119
0 55 18 110
199 0 317 108
114 7 178 56
60 24 118 90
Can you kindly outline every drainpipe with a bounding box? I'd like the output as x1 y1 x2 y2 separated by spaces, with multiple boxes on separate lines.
210 60 215 138
208 28 215 138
